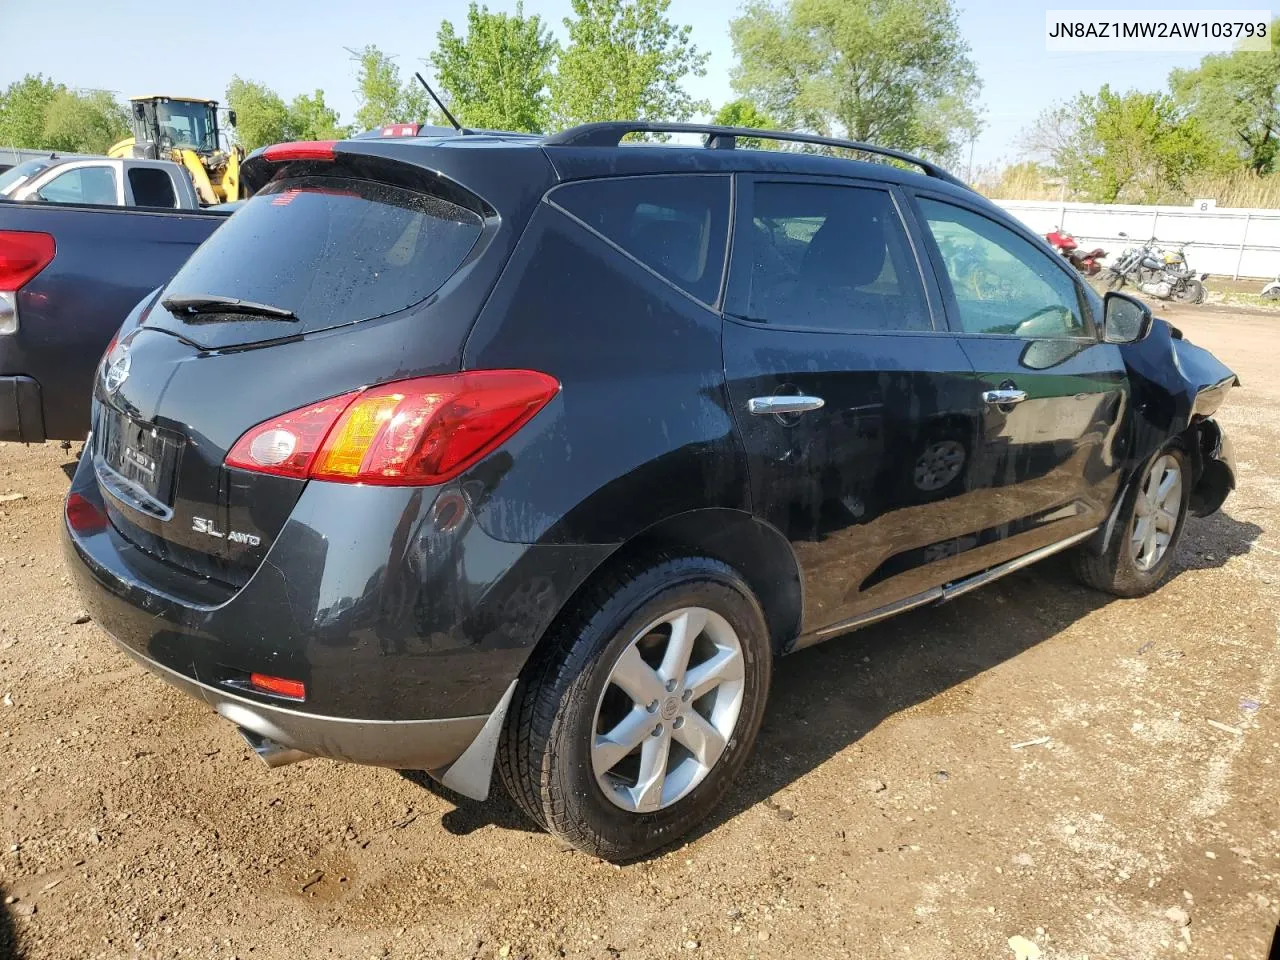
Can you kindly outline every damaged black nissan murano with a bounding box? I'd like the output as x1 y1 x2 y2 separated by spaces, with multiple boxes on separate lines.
63 122 1238 860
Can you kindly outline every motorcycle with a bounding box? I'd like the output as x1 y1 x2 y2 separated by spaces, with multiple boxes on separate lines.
1046 228 1106 276
1105 232 1207 304
1261 276 1280 300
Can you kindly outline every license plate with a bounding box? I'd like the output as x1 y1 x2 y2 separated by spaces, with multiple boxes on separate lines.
97 409 183 506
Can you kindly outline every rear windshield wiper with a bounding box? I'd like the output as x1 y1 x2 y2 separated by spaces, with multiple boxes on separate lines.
161 294 298 322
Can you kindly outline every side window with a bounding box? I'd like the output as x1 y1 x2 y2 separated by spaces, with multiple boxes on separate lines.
730 181 932 333
918 198 1092 338
550 175 729 304
128 167 177 208
37 166 118 206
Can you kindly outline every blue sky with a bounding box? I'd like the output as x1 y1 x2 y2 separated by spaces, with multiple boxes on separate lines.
0 0 1212 169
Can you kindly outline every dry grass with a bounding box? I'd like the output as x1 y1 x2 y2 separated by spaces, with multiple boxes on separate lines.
979 165 1280 209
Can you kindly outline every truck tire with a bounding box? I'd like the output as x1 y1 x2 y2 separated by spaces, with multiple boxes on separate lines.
498 554 772 860
1074 443 1191 598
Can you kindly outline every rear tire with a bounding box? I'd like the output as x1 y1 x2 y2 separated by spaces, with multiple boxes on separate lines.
1074 443 1191 598
498 555 772 860
1175 278 1206 304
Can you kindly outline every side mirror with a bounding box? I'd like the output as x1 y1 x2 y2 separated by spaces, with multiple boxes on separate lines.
1103 291 1152 344
227 109 238 127
132 103 147 121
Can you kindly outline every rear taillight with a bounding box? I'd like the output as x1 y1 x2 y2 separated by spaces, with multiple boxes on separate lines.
0 230 55 335
262 141 337 162
225 370 560 485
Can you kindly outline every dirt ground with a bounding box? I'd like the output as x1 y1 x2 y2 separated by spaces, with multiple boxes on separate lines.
1 305 1278 960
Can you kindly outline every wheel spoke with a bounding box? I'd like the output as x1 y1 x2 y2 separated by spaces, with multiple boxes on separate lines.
674 709 727 769
1155 507 1178 533
685 645 745 701
593 706 654 777
660 608 706 685
632 732 671 812
1156 469 1179 505
610 645 665 707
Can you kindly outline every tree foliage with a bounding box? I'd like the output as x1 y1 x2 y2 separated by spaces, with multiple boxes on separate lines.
550 0 709 128
1171 20 1280 174
713 99 776 148
226 79 351 149
41 90 129 154
350 45 432 132
0 75 126 154
728 0 981 162
1025 86 1225 203
433 2 557 132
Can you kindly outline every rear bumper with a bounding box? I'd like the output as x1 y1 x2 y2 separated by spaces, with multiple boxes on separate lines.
61 452 611 784
0 375 45 443
110 634 487 771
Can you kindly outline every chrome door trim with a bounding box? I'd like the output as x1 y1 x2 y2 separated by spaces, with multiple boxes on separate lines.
792 527 1098 650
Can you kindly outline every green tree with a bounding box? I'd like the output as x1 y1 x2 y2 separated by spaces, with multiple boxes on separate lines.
286 90 350 141
41 90 129 154
1025 86 1223 204
0 74 63 149
350 45 433 131
729 0 982 162
1171 21 1280 173
549 0 709 129
226 76 291 150
713 98 775 148
433 2 557 132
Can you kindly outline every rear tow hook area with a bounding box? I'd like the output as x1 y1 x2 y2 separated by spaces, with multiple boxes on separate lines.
237 727 313 768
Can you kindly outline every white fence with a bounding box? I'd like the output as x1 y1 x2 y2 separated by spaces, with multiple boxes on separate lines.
991 198 1280 281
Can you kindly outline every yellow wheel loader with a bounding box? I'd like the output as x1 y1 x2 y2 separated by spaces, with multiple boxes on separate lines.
108 96 244 205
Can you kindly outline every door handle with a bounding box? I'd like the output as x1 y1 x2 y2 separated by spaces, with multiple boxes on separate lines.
748 395 825 416
982 389 1028 406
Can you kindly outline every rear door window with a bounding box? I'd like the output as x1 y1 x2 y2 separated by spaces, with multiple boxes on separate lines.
550 175 729 305
128 167 178 207
158 175 484 333
727 180 932 332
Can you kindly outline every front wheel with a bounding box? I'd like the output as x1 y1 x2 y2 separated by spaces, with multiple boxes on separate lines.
1105 269 1126 291
1174 278 1206 304
1074 444 1191 597
498 555 772 860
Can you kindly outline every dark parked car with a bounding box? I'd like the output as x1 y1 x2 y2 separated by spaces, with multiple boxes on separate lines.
62 123 1238 861
0 200 227 443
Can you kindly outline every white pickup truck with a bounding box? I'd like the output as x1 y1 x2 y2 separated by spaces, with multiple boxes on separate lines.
0 155 201 208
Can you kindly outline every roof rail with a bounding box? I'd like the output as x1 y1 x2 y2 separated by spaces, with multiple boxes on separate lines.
541 122 970 190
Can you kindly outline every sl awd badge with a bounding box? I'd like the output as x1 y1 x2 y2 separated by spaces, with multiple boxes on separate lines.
192 517 261 546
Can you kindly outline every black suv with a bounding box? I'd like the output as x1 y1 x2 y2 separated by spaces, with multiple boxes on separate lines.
63 122 1238 860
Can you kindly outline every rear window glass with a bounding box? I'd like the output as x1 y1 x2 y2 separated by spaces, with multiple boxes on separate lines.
162 176 484 331
551 175 729 305
128 167 177 207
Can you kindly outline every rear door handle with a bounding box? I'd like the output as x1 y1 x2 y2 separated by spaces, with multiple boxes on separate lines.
982 389 1028 406
748 395 825 415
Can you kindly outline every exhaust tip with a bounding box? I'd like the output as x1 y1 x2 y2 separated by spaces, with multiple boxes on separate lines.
238 727 312 768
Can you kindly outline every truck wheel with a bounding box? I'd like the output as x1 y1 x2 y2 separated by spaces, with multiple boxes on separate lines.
1074 443 1191 598
498 555 772 861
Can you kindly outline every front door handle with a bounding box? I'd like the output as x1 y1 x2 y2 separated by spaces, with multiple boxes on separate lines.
748 395 826 416
982 389 1028 406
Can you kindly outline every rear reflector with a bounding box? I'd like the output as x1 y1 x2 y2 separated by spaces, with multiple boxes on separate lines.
66 492 107 535
262 140 337 162
225 370 560 486
249 673 306 700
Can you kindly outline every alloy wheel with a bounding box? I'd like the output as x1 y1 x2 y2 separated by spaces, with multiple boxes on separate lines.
591 607 745 813
913 440 965 492
1130 454 1182 571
